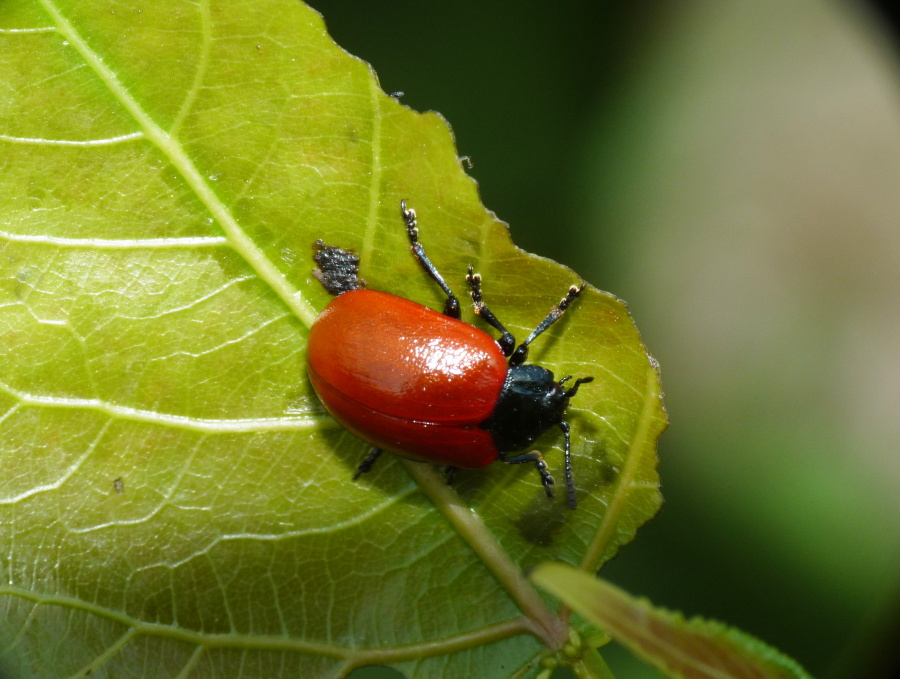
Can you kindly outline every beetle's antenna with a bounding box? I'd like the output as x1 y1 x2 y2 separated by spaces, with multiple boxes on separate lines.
560 375 594 398
510 283 585 365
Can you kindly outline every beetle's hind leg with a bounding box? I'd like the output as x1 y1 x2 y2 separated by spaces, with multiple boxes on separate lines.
401 200 461 319
353 447 383 479
499 450 555 499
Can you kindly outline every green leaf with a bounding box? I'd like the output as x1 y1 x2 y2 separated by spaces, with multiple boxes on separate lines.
531 563 815 679
0 1 666 677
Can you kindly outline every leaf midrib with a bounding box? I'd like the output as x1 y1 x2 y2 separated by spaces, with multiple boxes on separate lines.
37 0 319 328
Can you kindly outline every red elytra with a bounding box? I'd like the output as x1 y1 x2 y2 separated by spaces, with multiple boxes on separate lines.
307 288 507 468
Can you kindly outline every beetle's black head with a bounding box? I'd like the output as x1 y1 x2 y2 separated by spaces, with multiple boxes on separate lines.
482 364 593 452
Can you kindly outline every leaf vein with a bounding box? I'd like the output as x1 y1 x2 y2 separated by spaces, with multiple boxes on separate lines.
579 361 664 572
0 132 144 146
168 0 211 138
0 419 111 505
0 230 227 248
359 72 384 271
37 0 319 327
0 381 332 433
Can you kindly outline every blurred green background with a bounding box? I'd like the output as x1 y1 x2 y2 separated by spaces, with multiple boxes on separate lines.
304 2 900 678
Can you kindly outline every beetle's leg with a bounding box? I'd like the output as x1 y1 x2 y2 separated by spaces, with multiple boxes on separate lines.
352 447 383 479
443 465 458 485
558 421 577 510
499 450 555 499
466 265 516 356
401 200 461 319
510 283 585 366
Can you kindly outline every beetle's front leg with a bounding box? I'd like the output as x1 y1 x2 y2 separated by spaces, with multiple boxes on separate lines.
499 450 555 499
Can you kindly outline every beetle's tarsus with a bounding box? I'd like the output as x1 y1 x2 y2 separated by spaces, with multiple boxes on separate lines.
353 447 383 479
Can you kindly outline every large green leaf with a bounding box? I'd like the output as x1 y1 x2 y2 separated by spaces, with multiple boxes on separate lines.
0 2 666 677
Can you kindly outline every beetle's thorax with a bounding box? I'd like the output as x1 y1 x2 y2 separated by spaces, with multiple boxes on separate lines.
480 364 569 453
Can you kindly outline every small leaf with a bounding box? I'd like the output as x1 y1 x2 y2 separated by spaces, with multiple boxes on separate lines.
1 1 666 677
531 563 815 679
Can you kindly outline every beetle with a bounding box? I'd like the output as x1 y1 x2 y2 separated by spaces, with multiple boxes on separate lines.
307 201 593 508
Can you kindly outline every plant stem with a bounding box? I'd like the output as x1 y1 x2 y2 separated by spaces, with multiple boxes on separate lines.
402 461 568 649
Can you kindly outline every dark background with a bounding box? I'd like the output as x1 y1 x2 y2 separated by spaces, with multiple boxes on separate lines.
304 2 900 678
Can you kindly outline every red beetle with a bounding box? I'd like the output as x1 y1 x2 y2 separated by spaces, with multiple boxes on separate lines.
307 201 592 508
